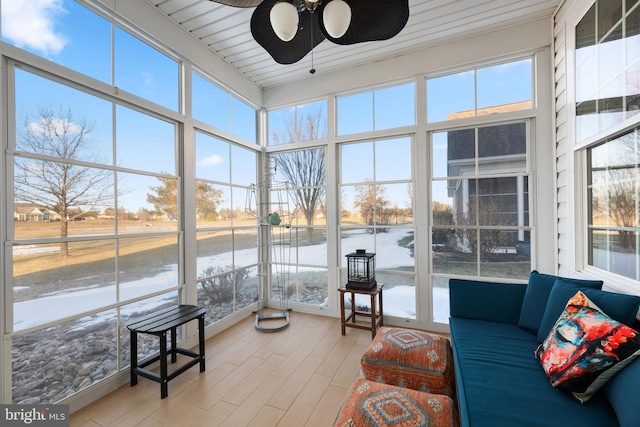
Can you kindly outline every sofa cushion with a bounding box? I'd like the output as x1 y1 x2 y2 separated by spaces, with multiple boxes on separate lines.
603 357 640 427
518 270 602 334
535 291 640 403
333 378 459 427
450 317 617 426
536 279 640 343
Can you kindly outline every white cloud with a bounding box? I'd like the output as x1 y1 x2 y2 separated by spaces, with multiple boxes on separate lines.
199 154 224 167
28 117 81 136
2 0 68 56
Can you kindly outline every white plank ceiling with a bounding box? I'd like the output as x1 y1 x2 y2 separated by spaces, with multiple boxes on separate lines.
145 0 561 89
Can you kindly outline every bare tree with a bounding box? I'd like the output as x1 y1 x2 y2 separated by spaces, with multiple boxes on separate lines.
406 183 414 217
272 148 326 226
582 125 640 260
606 172 637 249
271 109 325 145
591 146 640 250
353 182 390 227
270 110 327 234
14 108 113 257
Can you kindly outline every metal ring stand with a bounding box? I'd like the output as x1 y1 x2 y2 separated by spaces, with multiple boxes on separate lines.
246 158 297 332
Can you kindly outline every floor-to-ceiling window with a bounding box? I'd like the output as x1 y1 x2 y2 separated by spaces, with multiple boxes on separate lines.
1 0 259 405
267 101 329 307
3 1 184 399
194 131 259 325
9 64 181 404
269 148 328 306
427 58 534 323
192 71 259 326
337 83 417 319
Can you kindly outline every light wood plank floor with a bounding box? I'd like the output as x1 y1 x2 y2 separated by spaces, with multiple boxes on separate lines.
70 311 374 427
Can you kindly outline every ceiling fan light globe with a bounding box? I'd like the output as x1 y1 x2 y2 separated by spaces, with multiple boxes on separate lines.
270 2 299 42
323 0 351 38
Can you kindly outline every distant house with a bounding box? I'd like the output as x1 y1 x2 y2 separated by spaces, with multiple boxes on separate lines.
13 204 61 222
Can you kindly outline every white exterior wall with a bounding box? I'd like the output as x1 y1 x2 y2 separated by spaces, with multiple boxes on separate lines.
553 5 572 277
553 0 601 278
553 0 640 297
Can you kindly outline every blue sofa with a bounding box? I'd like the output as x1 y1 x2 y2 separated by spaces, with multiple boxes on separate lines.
448 271 640 427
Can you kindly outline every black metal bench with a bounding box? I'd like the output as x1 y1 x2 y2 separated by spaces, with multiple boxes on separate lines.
127 304 206 398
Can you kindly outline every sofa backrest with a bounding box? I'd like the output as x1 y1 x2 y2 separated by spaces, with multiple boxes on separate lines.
517 270 603 334
603 355 640 427
449 278 526 324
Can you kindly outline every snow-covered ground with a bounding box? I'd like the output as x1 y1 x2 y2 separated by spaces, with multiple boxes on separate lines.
13 228 450 330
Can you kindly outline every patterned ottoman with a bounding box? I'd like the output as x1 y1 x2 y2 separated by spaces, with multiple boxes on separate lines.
360 327 455 397
334 378 459 427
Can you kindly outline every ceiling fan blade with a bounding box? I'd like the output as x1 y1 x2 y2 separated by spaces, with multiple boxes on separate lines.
250 0 325 64
319 0 409 45
208 0 264 7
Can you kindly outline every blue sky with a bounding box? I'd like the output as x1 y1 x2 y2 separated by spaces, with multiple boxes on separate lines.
3 0 533 213
3 0 258 212
2 0 177 109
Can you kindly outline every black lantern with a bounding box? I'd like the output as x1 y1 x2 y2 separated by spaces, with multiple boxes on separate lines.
345 249 376 290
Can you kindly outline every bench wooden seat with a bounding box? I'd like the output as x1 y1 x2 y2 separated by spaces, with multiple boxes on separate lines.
127 304 206 398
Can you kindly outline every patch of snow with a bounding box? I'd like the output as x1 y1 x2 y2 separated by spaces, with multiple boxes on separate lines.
14 228 451 330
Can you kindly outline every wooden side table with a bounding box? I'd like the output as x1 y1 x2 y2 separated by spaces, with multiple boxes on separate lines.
338 284 384 339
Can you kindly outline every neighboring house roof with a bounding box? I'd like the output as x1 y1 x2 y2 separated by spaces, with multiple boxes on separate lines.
13 203 61 219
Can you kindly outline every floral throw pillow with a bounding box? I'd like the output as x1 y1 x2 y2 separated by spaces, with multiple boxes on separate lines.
535 291 640 403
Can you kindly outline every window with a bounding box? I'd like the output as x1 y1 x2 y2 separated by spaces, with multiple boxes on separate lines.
576 0 640 142
337 83 415 135
427 59 533 123
116 106 176 175
1 1 111 84
427 57 535 324
195 132 259 324
114 28 179 112
270 148 328 306
3 0 263 408
431 123 531 277
587 128 640 280
339 137 415 318
11 68 181 404
1 1 180 112
268 100 327 145
431 122 531 321
193 72 258 143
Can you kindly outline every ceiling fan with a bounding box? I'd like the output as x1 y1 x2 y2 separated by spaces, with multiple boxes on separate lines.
208 0 410 66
